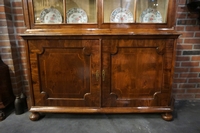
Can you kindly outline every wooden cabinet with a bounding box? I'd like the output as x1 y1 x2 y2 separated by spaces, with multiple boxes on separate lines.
21 0 180 121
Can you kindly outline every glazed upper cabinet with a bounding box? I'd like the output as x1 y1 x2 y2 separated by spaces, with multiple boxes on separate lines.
21 0 179 121
23 0 176 29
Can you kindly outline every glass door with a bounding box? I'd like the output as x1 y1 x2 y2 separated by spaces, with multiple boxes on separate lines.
32 0 97 24
103 0 136 23
103 0 169 24
66 0 97 23
33 0 64 24
136 0 169 23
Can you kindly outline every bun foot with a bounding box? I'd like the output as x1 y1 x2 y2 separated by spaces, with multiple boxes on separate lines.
161 112 173 121
29 112 40 121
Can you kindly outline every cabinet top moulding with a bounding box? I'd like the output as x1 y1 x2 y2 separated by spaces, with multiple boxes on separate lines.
20 28 180 37
22 0 177 32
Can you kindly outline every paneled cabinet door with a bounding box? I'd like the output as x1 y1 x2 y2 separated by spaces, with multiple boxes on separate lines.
28 39 101 107
101 39 173 107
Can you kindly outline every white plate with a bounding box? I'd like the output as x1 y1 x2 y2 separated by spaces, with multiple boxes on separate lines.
67 8 88 23
40 8 62 24
141 8 162 23
110 7 134 23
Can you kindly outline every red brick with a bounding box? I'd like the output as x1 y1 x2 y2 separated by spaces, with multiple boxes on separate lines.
172 83 178 88
174 74 179 78
0 27 9 33
181 62 199 67
1 1 10 6
180 32 194 37
14 21 25 27
185 26 200 31
175 62 180 67
176 56 190 61
188 79 200 83
176 51 182 55
0 13 6 19
0 35 10 40
176 13 187 19
12 2 22 7
187 88 200 93
173 78 188 83
16 27 27 33
12 8 23 14
173 88 186 93
175 68 189 72
4 6 11 14
179 84 196 88
14 15 24 21
195 94 200 98
1 47 11 53
180 73 198 78
177 39 183 43
187 13 199 18
192 56 200 61
0 6 5 12
176 26 185 31
184 39 200 43
190 68 200 72
195 32 200 37
0 41 11 46
177 20 197 25
176 44 193 49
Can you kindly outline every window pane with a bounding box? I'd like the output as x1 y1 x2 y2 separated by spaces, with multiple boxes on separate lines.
104 0 135 23
33 0 63 24
136 0 169 23
66 0 97 23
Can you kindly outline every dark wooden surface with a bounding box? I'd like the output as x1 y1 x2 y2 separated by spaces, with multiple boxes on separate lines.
20 0 180 121
0 56 15 121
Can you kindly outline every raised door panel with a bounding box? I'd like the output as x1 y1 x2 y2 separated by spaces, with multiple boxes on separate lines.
28 39 100 107
102 39 174 107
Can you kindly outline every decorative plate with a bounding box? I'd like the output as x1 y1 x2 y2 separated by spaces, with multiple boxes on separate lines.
40 8 62 23
141 8 162 23
67 8 88 23
110 7 134 23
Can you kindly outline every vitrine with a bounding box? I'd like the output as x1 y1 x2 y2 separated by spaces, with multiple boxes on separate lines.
21 0 180 121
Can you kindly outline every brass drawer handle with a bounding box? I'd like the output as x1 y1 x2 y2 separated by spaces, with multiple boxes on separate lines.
102 70 105 81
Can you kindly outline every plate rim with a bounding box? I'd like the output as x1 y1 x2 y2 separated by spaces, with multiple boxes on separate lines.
110 7 134 23
66 7 88 23
140 8 162 23
40 7 62 24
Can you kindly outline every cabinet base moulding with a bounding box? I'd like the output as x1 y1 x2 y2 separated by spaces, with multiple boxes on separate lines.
29 104 174 121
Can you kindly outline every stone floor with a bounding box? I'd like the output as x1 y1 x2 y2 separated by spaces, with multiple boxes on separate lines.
0 100 200 133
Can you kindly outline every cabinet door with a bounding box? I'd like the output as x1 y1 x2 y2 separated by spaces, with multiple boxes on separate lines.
28 39 100 107
102 39 173 107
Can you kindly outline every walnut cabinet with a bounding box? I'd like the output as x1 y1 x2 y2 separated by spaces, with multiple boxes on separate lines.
21 0 180 121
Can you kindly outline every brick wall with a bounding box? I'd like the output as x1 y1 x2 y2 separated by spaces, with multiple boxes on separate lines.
0 0 25 96
174 0 200 100
0 0 199 105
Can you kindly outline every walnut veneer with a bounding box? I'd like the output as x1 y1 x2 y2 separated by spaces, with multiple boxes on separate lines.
21 0 180 121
